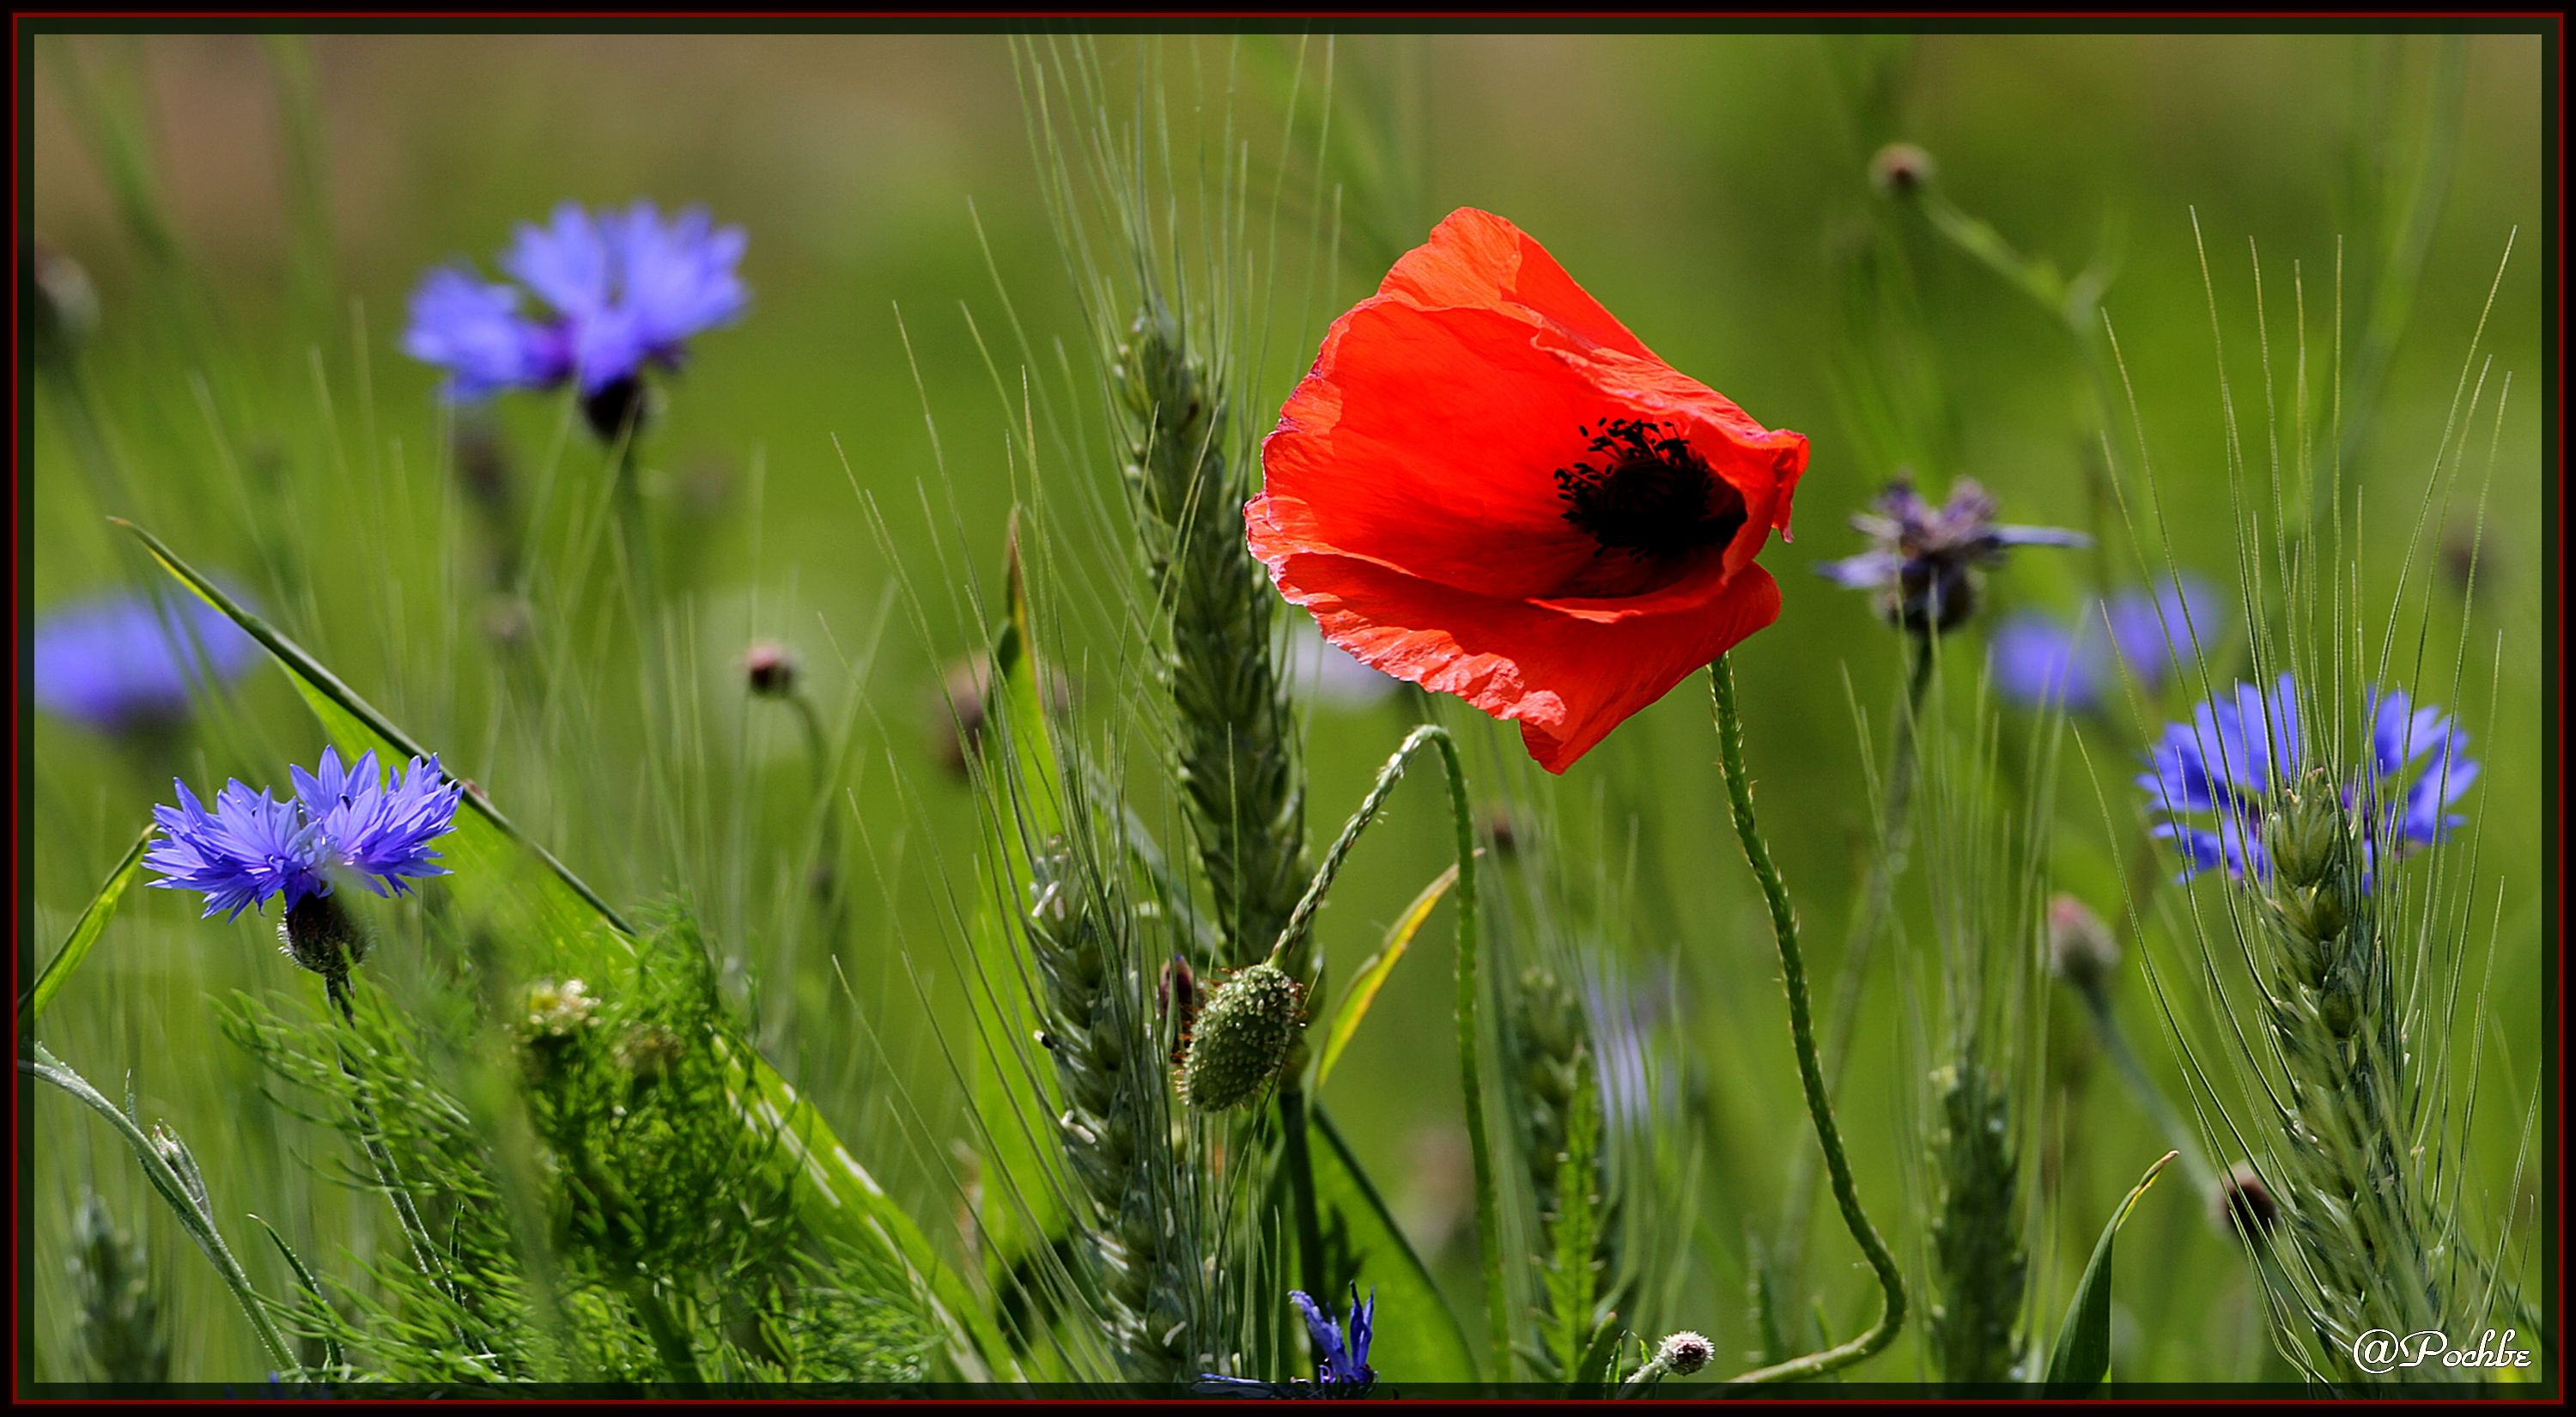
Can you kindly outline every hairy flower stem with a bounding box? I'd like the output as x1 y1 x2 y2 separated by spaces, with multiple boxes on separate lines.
1708 656 1906 1383
605 433 671 743
781 684 848 934
319 969 474 1341
1776 633 1934 1276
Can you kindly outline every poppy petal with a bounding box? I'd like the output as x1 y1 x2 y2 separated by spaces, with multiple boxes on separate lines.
1255 518 1781 773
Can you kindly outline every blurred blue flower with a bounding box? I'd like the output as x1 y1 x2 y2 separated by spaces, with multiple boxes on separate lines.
1286 618 1402 709
1990 574 2219 713
1818 477 2088 635
147 748 464 919
2137 673 2476 885
1197 1285 1377 1398
404 201 747 402
32 589 256 735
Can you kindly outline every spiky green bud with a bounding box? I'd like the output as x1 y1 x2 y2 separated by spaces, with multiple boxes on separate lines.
1179 963 1304 1112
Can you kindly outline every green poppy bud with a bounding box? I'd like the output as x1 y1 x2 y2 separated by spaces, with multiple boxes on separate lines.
1179 963 1304 1112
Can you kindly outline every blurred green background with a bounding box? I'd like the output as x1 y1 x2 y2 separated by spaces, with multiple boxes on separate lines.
26 27 2544 1384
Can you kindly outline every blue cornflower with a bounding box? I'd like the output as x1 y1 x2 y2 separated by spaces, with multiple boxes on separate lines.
1197 1285 1377 1398
403 201 746 412
146 747 464 920
1818 477 2090 636
1990 574 2219 713
2136 673 2476 885
32 589 256 735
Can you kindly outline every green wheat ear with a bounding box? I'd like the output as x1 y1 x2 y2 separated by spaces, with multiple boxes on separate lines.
1927 1061 2026 1385
1024 831 1212 1381
1113 305 1310 978
69 1191 170 1385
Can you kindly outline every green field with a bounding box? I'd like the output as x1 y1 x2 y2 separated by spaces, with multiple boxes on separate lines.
23 27 2548 1392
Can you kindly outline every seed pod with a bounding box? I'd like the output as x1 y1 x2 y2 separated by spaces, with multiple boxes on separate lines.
2214 1163 2281 1242
1178 963 1304 1112
1868 142 1935 198
2044 894 2121 996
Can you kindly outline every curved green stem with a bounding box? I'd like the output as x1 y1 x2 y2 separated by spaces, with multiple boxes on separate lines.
1780 633 1935 1265
1275 723 1503 1376
1708 656 1906 1384
25 1043 307 1379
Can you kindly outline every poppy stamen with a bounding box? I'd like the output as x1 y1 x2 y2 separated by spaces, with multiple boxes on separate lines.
1554 418 1747 561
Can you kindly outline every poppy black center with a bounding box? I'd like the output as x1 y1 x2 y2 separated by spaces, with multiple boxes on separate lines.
1553 418 1746 561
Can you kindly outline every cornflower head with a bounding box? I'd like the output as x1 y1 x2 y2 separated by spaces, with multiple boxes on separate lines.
1990 573 2219 713
1818 477 2089 636
33 589 256 738
146 748 464 977
2136 673 2476 889
403 201 747 437
2140 673 2481 1371
1199 1286 1376 1397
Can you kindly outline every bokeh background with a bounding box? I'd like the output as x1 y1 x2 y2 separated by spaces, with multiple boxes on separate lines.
26 27 2546 1384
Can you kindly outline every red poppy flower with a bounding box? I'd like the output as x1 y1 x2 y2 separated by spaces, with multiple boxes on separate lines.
1248 208 1810 773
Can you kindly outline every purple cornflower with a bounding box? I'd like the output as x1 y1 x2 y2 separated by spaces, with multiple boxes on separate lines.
403 201 746 429
1197 1285 1377 1397
32 589 256 736
146 747 465 920
2136 673 2477 886
1990 574 2219 713
1818 477 2089 636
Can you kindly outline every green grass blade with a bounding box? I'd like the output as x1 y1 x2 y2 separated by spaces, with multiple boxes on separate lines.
2042 1149 2178 1389
1314 863 1455 1090
250 1213 344 1374
1310 1103 1479 1381
714 1037 1014 1378
19 821 153 1031
1573 1315 1625 1390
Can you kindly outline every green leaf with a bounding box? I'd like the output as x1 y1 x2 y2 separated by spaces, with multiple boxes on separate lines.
118 516 1016 1380
1573 1316 1625 1391
963 520 1070 1286
2042 1149 2178 1389
19 821 154 1031
1310 1103 1479 1382
714 1036 1014 1377
985 514 1065 842
1315 863 1455 1090
251 1213 343 1373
